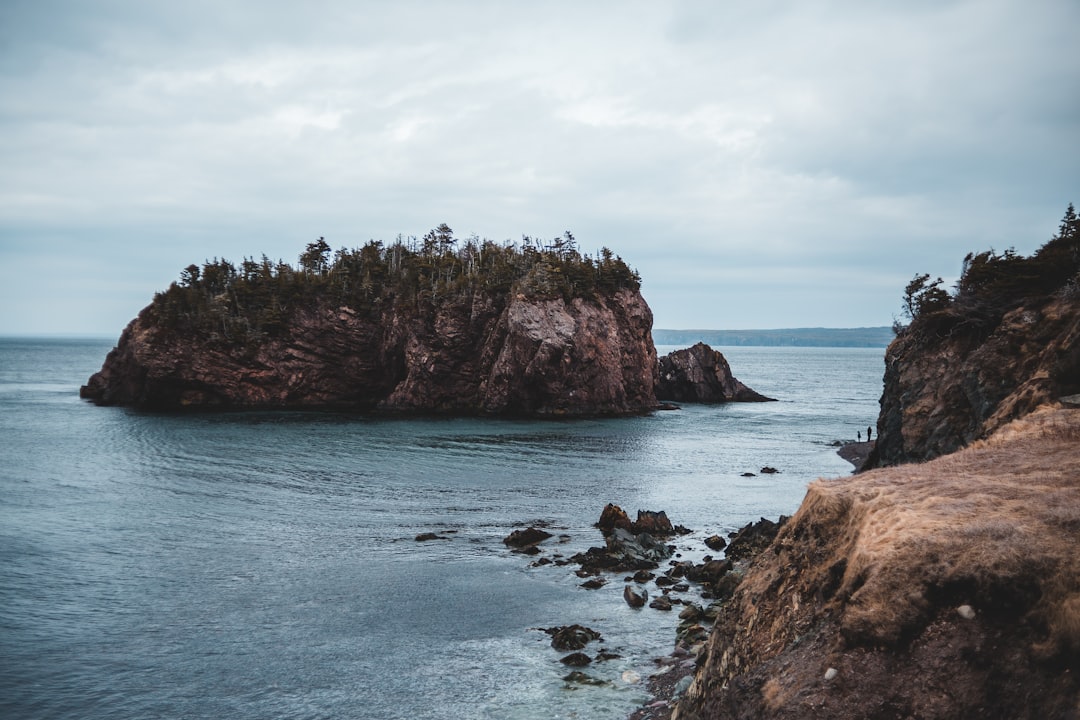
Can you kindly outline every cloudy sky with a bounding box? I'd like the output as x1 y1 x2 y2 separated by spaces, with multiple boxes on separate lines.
1 0 1077 336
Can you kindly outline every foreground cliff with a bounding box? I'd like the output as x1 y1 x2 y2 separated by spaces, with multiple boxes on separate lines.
869 208 1080 466
81 232 658 416
674 405 1080 719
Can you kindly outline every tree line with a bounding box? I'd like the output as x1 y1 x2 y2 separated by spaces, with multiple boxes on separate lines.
147 224 641 344
898 203 1080 336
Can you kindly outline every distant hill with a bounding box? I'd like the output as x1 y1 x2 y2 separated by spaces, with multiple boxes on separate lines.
653 327 894 348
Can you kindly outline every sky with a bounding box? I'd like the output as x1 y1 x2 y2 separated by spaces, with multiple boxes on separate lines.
1 0 1077 337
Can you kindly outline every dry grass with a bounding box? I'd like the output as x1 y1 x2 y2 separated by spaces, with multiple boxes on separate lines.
786 404 1080 652
674 404 1080 720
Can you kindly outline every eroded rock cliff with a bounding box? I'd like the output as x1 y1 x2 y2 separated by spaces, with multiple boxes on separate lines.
81 288 658 415
871 294 1080 466
656 342 774 403
673 406 1080 720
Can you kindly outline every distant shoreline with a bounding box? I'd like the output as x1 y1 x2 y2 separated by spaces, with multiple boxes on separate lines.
654 327 894 348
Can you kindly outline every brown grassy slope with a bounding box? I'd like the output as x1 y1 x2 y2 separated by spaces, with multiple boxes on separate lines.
674 405 1080 720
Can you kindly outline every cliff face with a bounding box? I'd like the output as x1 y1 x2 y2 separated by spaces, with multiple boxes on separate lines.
871 292 1080 467
674 406 1080 720
81 287 658 416
656 342 774 403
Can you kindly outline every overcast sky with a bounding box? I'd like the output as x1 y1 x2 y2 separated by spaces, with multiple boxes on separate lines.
1 0 1077 336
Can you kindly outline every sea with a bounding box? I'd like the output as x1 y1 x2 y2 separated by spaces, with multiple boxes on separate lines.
0 338 884 720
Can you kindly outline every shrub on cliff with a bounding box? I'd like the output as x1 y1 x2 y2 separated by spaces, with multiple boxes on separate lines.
146 226 641 345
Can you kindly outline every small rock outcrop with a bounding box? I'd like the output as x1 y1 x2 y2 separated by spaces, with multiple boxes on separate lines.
655 343 773 403
574 505 680 575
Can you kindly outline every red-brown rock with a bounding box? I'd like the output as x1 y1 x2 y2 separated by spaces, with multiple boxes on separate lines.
655 342 774 403
81 288 659 417
596 503 633 534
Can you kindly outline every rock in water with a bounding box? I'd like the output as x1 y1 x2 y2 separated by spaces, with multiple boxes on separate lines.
655 343 774 403
704 534 727 551
649 595 673 611
623 584 648 608
502 527 553 547
560 652 592 667
547 624 602 651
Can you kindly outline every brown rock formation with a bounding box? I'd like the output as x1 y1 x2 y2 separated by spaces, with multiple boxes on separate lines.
870 286 1080 468
673 406 1080 720
80 288 659 416
656 343 773 403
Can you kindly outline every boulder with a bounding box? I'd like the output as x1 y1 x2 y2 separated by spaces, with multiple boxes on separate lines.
547 624 602 651
685 559 733 586
606 528 672 566
560 653 592 667
650 595 674 611
704 534 727 551
503 527 553 547
623 584 648 608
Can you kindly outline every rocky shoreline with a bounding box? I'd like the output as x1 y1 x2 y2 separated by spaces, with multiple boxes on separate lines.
491 504 788 718
471 408 1079 720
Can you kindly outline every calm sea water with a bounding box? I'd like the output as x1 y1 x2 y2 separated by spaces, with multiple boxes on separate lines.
0 338 884 719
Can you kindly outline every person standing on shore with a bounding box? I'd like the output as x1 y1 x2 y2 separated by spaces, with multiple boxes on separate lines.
867 426 873 442
858 430 861 442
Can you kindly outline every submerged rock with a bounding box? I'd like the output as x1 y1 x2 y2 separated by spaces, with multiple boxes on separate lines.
563 671 608 686
560 652 592 667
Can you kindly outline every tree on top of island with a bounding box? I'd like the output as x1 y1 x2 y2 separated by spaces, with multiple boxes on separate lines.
149 225 640 347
